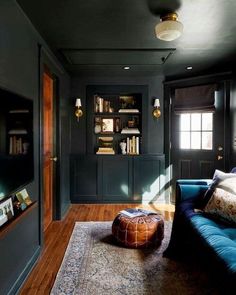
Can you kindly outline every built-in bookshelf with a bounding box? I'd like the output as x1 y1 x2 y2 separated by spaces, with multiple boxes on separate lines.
92 93 142 155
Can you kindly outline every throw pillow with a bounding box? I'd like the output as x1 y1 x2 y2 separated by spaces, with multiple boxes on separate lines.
200 170 236 208
204 187 236 224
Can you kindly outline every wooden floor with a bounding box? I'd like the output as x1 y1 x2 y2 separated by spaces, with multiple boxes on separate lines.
19 203 175 295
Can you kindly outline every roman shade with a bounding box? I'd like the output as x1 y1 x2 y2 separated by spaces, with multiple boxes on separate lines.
174 84 217 113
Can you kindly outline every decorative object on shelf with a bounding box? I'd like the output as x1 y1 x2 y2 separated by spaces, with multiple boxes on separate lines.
75 98 83 122
128 120 135 128
101 118 114 133
94 117 102 134
153 98 161 119
120 141 127 155
22 142 30 154
155 12 183 42
115 118 120 132
97 137 115 154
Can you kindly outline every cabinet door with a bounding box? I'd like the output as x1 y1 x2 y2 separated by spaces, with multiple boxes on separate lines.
100 156 132 202
133 155 165 203
70 155 99 202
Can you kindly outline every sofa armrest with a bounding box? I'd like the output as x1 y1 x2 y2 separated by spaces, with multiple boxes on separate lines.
176 181 210 206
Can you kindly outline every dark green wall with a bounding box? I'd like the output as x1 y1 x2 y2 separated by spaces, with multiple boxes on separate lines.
0 1 70 294
70 76 164 155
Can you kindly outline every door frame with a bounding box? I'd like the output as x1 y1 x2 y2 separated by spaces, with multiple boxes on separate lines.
39 46 61 241
164 72 232 203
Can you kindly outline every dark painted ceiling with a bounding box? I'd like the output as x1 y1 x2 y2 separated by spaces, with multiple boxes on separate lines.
17 0 236 78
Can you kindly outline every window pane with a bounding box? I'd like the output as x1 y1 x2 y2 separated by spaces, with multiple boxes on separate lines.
202 132 213 150
180 114 190 131
180 132 190 149
191 132 201 149
191 113 201 131
202 113 213 131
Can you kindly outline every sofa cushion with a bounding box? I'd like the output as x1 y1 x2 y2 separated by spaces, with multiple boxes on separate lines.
201 170 236 208
190 214 236 274
204 188 236 224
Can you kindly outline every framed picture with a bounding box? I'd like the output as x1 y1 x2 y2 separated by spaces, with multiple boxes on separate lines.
16 188 32 210
0 197 14 227
101 118 114 133
119 95 135 109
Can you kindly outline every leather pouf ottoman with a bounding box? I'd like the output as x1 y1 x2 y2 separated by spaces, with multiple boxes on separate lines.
112 210 164 248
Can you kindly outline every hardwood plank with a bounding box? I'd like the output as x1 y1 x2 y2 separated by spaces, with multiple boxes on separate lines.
19 203 174 295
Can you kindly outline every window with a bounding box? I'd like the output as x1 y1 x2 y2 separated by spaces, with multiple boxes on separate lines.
179 113 213 150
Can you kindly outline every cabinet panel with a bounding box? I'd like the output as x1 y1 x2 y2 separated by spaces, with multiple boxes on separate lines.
70 155 165 203
70 155 99 201
133 155 165 203
101 156 132 202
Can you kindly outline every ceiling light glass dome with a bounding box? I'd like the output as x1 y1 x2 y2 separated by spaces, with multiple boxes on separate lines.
155 13 183 42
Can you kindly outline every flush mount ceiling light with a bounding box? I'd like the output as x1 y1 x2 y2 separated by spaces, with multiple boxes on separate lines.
155 12 183 41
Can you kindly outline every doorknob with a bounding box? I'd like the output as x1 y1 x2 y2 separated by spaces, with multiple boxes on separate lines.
50 156 58 162
217 146 223 151
217 155 223 160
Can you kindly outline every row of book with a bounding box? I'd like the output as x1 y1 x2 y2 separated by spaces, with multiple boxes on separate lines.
126 136 140 155
9 136 28 155
94 96 112 113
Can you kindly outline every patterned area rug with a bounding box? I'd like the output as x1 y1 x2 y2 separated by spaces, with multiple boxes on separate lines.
51 222 218 295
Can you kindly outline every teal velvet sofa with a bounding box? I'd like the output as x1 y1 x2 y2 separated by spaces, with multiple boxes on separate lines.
165 179 236 289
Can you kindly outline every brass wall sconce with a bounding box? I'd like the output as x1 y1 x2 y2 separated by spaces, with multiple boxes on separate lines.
153 98 161 118
75 98 83 121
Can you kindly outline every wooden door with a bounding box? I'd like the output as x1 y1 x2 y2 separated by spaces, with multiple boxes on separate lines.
171 83 226 200
43 70 54 232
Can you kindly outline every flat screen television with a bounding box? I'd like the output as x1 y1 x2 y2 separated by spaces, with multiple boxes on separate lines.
0 88 34 200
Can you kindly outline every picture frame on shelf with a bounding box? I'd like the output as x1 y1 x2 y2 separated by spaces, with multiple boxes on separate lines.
119 95 135 109
0 197 14 227
101 118 114 133
16 188 32 211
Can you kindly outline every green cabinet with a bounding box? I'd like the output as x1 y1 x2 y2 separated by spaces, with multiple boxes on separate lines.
100 156 132 202
133 155 165 203
70 155 164 203
70 155 99 202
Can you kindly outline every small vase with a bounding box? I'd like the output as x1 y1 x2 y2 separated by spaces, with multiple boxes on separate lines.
94 124 101 134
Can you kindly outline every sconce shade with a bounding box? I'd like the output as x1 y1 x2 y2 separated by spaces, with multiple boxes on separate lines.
154 98 160 107
75 98 82 107
153 98 161 118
